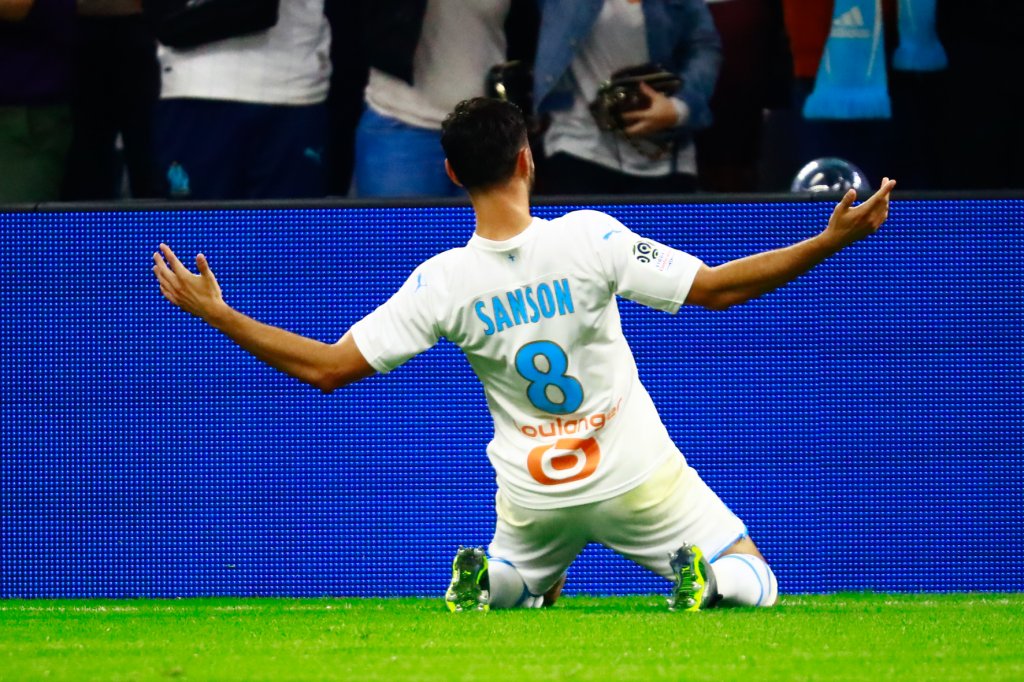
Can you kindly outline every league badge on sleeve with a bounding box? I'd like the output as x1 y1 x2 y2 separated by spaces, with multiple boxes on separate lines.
632 240 659 264
632 239 676 273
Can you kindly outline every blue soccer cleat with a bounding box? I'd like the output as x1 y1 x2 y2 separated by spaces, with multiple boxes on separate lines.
445 546 490 613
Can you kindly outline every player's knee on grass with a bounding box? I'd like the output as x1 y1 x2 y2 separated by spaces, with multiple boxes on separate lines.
711 552 778 607
488 560 547 609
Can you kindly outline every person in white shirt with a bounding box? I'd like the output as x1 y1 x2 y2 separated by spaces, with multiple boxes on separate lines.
533 0 721 195
154 0 332 199
152 98 895 612
352 0 537 198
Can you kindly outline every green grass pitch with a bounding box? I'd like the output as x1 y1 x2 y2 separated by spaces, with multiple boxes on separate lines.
2 594 1022 681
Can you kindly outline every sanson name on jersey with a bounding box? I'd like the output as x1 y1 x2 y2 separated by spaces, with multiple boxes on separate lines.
474 278 575 336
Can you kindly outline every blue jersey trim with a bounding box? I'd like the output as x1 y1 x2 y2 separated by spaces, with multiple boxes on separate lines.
709 529 749 562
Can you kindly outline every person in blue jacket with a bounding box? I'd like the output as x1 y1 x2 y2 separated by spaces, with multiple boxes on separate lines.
532 0 721 195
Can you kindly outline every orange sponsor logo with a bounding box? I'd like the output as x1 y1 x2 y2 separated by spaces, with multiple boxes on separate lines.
520 398 622 439
527 437 601 485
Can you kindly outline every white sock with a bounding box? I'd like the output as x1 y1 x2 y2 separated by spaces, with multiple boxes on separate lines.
710 553 778 607
487 559 542 609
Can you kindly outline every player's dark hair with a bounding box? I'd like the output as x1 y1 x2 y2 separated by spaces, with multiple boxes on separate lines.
441 98 528 192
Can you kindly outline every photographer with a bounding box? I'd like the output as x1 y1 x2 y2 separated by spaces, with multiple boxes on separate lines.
533 0 720 195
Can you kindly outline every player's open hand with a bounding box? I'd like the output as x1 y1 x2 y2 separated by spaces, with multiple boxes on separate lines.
823 177 897 247
152 244 225 321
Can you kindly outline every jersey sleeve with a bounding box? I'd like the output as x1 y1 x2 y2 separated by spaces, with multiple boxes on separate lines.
349 267 441 374
583 211 704 314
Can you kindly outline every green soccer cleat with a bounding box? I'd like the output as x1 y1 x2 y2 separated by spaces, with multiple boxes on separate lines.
668 544 720 612
445 546 491 613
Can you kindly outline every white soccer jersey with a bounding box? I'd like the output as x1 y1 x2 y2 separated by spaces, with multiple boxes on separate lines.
350 210 703 510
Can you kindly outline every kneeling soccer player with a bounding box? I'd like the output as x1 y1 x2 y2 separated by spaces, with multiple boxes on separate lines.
152 98 895 612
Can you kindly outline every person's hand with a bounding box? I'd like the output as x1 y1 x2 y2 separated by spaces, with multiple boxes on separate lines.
152 243 226 321
822 177 897 247
618 82 679 137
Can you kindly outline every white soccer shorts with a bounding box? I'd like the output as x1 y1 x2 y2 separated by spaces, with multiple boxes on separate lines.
488 455 748 596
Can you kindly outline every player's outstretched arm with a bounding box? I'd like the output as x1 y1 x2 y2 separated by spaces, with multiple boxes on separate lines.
685 178 896 310
152 244 375 393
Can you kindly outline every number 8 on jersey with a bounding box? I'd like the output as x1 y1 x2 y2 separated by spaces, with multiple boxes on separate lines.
515 341 584 415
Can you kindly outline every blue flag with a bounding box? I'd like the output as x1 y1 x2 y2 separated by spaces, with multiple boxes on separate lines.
893 0 947 71
804 0 892 120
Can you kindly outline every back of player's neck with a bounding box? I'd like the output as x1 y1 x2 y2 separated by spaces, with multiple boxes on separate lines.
471 189 533 242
